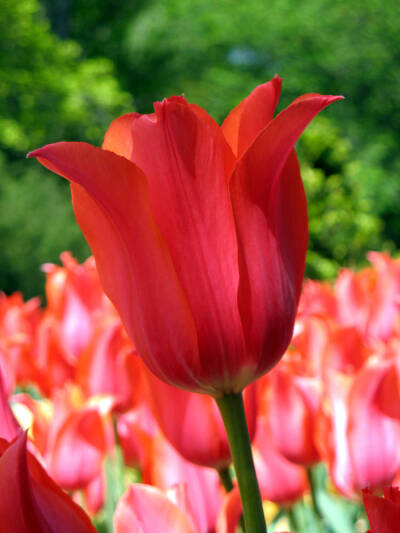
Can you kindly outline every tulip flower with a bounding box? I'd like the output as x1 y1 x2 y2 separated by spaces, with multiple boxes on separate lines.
0 369 21 441
28 79 341 396
29 78 342 532
362 487 400 533
318 360 400 497
261 368 320 466
142 362 257 469
43 386 113 492
114 484 197 533
144 431 223 533
252 414 308 504
0 432 96 533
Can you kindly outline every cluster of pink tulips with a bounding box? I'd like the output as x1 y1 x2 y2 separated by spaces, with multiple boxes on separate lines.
1 250 400 532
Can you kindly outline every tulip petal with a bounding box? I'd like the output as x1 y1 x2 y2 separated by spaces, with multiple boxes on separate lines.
28 142 203 390
114 484 196 533
0 433 96 533
46 408 107 490
102 112 139 159
0 369 21 441
146 432 222 533
221 76 282 157
0 433 43 532
347 361 400 490
230 94 342 377
363 488 400 533
130 98 247 390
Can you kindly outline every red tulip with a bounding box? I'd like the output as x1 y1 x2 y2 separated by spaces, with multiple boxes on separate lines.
0 432 96 533
362 487 400 533
29 79 341 395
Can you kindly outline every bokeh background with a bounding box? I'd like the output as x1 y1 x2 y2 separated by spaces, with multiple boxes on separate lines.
1 0 399 298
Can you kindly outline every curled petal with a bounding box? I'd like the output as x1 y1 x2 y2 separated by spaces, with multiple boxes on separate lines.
0 433 96 533
222 76 282 157
230 94 342 378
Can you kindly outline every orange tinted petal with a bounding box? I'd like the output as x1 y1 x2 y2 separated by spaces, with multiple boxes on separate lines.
222 76 282 157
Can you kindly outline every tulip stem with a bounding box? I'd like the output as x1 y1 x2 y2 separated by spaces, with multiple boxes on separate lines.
216 392 267 533
306 467 323 520
218 466 234 492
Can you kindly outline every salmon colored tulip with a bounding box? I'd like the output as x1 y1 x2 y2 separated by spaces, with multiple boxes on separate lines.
142 362 257 468
117 402 157 470
318 360 400 498
252 414 308 504
77 320 138 411
0 292 41 390
362 487 400 533
114 484 197 533
144 431 223 533
335 253 400 345
29 79 341 395
0 370 20 441
0 432 96 533
44 387 113 491
262 367 320 466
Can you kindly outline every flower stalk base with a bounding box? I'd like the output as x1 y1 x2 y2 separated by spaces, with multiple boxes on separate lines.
216 392 267 533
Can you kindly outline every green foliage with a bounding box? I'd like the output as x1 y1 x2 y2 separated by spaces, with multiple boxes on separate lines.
298 117 384 279
0 155 90 297
0 0 132 296
117 0 400 247
0 0 132 156
1 0 399 295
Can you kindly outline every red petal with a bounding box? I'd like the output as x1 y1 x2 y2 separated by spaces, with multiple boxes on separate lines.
28 142 201 391
102 112 139 159
230 94 342 378
0 433 96 533
0 433 43 532
222 76 282 157
130 98 246 391
363 488 400 533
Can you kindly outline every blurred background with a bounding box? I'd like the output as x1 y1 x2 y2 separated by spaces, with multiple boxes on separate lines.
1 0 399 298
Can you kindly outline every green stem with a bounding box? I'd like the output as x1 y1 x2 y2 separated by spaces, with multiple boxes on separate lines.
218 466 234 492
285 506 299 532
307 467 323 520
216 392 267 533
